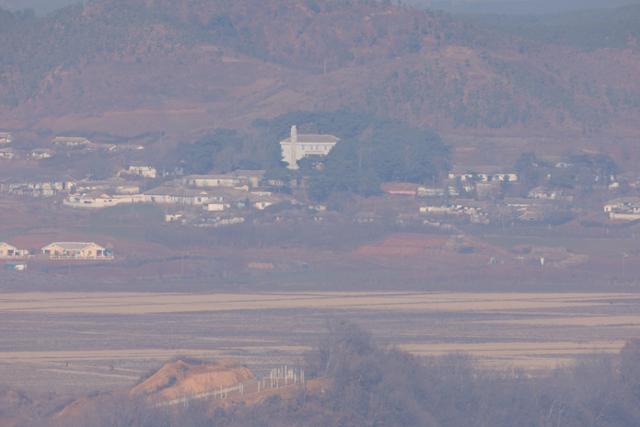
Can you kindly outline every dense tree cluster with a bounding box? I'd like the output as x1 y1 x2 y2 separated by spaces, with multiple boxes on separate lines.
306 122 450 201
163 110 451 202
464 5 640 52
259 110 450 201
514 151 619 191
164 128 282 175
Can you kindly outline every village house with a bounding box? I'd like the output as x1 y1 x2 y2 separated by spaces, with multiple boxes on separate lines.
417 186 448 198
1 180 74 198
30 148 54 160
528 186 573 202
204 203 227 212
232 170 265 188
0 132 12 145
121 165 157 179
64 193 146 209
74 180 123 194
213 216 245 227
0 148 17 160
71 179 140 196
447 169 518 195
604 197 640 221
254 201 274 210
381 182 420 197
420 205 464 216
145 186 221 206
193 215 246 228
280 125 339 170
448 171 518 184
164 213 185 223
41 242 113 260
419 204 489 224
115 184 141 194
51 136 92 147
4 262 27 272
184 175 243 189
183 171 265 190
353 211 381 224
0 242 29 259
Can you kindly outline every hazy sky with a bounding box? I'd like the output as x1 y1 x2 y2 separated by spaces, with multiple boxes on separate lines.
1 0 639 15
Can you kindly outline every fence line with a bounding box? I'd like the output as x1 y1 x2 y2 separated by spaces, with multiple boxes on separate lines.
155 366 306 408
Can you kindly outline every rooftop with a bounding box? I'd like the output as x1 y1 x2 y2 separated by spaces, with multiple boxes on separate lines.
185 174 241 180
43 242 104 250
280 134 339 144
145 186 211 197
605 197 640 205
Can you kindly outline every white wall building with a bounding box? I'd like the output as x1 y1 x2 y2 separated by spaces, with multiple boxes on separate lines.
30 149 54 160
279 125 339 170
0 242 29 259
0 148 16 160
604 197 640 221
184 175 242 188
64 193 147 209
51 136 92 147
0 132 12 145
42 242 113 260
124 165 157 179
204 203 227 212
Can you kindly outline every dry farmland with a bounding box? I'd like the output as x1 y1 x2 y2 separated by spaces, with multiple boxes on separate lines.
1 292 640 395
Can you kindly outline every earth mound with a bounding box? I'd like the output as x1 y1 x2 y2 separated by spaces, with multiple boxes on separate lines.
130 358 256 401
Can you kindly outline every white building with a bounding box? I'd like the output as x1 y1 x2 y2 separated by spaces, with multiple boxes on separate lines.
165 213 184 223
279 125 339 170
204 203 227 212
254 201 274 210
145 187 220 206
604 197 640 221
184 175 242 188
0 242 29 259
0 148 17 160
0 132 12 145
51 136 92 147
42 242 113 260
30 149 54 160
448 171 518 183
64 193 146 209
123 165 157 179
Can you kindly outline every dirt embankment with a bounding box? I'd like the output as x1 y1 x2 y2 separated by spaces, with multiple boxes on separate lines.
51 358 311 425
129 358 255 401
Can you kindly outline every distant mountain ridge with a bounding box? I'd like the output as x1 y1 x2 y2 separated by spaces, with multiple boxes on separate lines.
421 0 640 15
0 0 81 14
0 0 639 138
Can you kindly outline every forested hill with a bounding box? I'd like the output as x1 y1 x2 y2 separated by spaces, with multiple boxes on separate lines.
462 4 640 51
0 0 639 137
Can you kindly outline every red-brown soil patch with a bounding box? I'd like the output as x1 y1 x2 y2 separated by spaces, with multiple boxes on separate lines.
354 233 452 257
130 359 255 401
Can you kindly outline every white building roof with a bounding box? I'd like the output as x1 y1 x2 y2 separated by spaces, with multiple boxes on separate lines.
280 134 339 144
43 242 103 251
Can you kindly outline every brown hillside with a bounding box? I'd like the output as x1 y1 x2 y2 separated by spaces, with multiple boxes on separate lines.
0 0 638 138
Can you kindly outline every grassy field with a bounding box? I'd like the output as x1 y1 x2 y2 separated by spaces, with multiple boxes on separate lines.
1 291 639 395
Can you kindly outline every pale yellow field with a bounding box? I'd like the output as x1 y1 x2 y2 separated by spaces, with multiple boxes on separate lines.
399 340 627 370
0 291 632 315
1 291 639 393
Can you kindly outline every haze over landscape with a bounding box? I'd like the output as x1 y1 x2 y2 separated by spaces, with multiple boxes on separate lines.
1 0 640 426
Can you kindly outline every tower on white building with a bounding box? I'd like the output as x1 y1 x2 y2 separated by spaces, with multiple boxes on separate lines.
279 125 339 170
